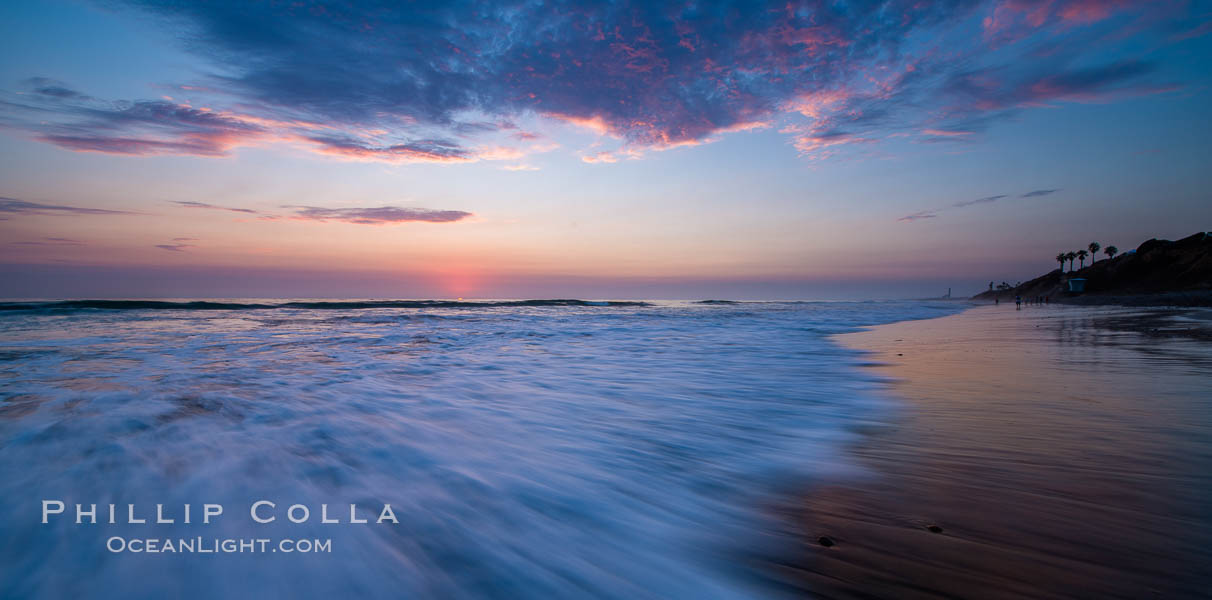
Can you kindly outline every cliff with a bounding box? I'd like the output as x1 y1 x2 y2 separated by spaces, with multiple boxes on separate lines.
972 232 1212 306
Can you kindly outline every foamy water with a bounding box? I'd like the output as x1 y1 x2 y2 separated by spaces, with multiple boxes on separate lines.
0 299 962 599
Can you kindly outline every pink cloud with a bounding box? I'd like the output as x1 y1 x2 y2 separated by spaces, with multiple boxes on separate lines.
922 129 975 137
581 151 619 164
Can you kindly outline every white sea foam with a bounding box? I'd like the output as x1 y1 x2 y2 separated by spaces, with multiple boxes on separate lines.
0 299 964 599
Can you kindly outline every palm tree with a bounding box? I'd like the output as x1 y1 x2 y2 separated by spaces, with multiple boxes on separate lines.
1088 242 1100 262
1076 249 1088 268
1056 252 1067 272
1066 251 1077 271
1104 245 1118 260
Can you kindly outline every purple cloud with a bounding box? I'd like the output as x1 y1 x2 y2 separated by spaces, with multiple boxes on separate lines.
23 77 91 101
1 82 268 157
9 237 87 246
940 60 1165 116
39 135 231 156
900 188 1060 221
287 206 473 225
306 136 473 163
169 200 471 225
0 1 1198 161
0 197 134 216
1021 189 1060 197
952 194 1008 208
173 201 261 214
897 211 938 222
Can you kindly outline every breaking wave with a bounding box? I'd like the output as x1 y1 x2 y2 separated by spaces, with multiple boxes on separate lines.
0 299 964 599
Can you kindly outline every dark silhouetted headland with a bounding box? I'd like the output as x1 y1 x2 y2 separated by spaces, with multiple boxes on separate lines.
974 232 1212 306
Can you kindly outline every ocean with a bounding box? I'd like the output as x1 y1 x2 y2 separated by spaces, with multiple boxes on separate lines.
0 299 963 599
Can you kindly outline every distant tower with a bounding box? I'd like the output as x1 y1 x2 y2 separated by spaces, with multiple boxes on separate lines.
946 287 952 298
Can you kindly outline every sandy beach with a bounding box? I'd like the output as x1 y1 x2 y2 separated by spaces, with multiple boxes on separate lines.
784 304 1212 598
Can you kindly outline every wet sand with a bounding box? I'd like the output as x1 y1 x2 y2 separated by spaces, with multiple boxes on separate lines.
780 305 1212 598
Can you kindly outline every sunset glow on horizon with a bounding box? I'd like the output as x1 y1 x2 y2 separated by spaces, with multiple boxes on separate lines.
2 0 1210 299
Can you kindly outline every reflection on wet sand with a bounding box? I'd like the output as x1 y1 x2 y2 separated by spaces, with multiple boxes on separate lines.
789 305 1212 599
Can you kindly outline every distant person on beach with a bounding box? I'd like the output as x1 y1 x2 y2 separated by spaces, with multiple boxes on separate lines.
1015 295 1022 307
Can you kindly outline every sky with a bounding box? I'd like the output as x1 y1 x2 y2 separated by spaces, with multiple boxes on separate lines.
1 0 1210 300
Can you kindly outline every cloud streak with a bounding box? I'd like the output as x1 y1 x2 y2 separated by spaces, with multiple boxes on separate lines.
899 189 1060 222
168 200 472 225
9 237 87 246
897 211 938 222
952 194 1007 208
1021 189 1060 197
1 81 270 156
307 136 474 163
286 206 473 225
173 201 261 214
0 197 134 216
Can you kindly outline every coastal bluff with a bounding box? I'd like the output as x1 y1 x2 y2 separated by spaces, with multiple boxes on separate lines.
974 232 1212 306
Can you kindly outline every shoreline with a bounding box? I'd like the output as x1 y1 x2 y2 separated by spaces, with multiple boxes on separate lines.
973 290 1212 308
775 304 1212 598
